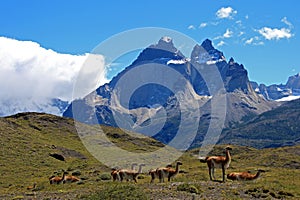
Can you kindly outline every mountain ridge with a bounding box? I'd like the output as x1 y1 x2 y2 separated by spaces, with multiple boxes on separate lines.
63 37 278 149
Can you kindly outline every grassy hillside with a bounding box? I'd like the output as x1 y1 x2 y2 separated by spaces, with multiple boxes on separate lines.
0 113 299 199
220 98 300 148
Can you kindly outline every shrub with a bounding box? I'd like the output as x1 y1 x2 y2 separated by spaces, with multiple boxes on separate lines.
99 173 111 181
81 184 148 200
177 183 199 194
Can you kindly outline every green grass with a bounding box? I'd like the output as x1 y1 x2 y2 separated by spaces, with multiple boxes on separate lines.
1 113 300 199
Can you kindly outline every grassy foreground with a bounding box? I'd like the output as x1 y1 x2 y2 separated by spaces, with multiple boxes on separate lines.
0 113 299 199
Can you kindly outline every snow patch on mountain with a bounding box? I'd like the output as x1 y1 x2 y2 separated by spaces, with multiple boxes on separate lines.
276 95 300 102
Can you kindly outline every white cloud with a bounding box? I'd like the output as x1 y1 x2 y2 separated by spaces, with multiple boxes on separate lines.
214 29 234 40
223 29 233 38
245 36 264 46
281 17 293 28
216 7 237 19
245 38 254 45
199 23 207 28
217 41 226 47
188 25 196 30
238 31 245 37
0 37 108 114
258 27 292 40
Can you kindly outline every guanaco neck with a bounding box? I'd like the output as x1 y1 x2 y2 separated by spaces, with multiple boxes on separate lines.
175 163 180 173
225 149 231 162
62 172 66 180
137 165 143 174
254 171 261 179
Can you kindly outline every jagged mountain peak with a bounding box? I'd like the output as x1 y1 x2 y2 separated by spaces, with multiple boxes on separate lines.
286 72 300 90
150 36 176 52
159 36 173 43
191 39 225 64
132 37 184 65
228 57 235 64
201 39 215 51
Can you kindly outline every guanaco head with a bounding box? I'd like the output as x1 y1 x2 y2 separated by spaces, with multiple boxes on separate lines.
49 175 55 180
225 146 232 151
176 161 183 165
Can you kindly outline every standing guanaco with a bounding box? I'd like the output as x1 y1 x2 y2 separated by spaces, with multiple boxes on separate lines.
199 146 232 182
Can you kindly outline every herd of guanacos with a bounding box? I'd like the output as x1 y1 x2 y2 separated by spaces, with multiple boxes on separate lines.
46 146 265 186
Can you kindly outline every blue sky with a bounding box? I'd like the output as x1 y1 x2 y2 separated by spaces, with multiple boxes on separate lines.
1 0 299 85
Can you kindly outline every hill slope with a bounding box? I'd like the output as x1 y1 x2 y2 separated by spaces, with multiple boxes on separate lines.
1 112 300 199
219 98 300 148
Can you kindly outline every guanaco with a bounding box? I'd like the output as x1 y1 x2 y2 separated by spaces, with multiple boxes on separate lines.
111 167 120 181
149 164 172 183
157 161 183 183
62 171 80 183
111 163 137 181
227 169 266 181
118 164 145 183
27 183 37 190
49 172 65 184
199 146 232 182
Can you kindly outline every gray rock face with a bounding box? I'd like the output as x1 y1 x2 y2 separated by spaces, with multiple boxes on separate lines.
63 38 277 149
252 73 300 101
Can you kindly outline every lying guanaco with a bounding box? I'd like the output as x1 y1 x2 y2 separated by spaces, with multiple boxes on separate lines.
227 169 266 181
62 171 80 183
49 173 64 184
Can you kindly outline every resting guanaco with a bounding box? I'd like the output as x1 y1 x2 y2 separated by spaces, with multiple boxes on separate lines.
227 169 266 181
149 164 172 183
199 146 232 182
62 171 80 183
27 183 37 190
157 161 183 183
49 172 65 184
118 164 145 183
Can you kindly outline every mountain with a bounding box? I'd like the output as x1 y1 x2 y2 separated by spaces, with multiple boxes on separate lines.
63 37 277 149
251 73 300 101
219 98 300 148
0 98 68 117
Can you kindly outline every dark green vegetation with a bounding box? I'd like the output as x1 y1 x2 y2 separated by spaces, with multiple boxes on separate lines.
220 98 300 148
1 113 300 199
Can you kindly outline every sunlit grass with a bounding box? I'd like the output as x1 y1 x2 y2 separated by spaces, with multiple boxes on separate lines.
1 113 299 199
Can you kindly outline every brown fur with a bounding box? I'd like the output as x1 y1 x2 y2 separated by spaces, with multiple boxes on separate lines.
200 146 232 182
227 169 265 181
111 163 137 181
49 172 65 184
157 161 182 183
111 168 120 181
62 171 80 183
149 164 172 183
119 164 145 183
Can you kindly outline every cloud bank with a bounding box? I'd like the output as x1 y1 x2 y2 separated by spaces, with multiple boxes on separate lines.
258 27 292 40
216 7 237 19
0 36 107 115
